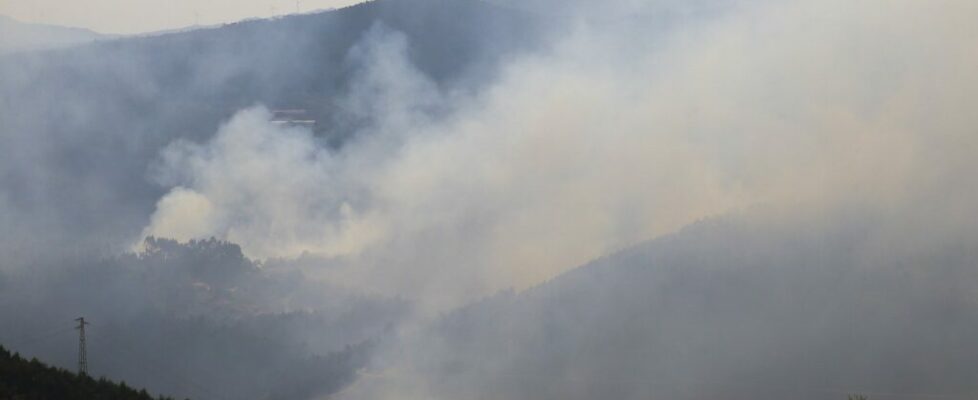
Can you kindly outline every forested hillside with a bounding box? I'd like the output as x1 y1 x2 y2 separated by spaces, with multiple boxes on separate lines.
0 238 394 400
0 345 176 400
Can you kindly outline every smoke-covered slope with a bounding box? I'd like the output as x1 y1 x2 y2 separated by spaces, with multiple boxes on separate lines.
4 0 978 399
0 0 543 260
355 208 978 400
0 3 545 398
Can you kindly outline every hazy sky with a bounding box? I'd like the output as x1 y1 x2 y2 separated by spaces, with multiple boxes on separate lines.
0 0 363 34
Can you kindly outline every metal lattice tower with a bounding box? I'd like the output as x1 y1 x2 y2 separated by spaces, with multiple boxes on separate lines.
75 317 89 375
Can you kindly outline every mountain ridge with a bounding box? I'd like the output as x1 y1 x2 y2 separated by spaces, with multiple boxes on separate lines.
382 209 978 400
0 14 110 54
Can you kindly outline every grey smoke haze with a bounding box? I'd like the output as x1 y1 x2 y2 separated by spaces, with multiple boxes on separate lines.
340 206 978 400
0 0 542 265
0 1 541 398
2 0 978 399
142 0 978 309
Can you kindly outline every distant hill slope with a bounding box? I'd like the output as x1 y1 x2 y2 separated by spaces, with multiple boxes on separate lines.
0 238 395 400
486 0 736 19
393 209 978 400
0 345 176 400
0 15 109 54
0 0 544 256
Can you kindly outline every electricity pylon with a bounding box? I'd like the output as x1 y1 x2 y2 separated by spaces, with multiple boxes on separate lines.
75 317 89 375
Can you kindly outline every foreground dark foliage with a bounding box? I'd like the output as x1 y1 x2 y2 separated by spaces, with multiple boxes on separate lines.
0 345 178 400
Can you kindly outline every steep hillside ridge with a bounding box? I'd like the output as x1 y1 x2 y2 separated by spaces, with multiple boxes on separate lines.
400 210 978 400
0 15 109 54
0 345 176 400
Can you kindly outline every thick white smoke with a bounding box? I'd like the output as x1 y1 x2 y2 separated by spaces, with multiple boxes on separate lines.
141 0 978 315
